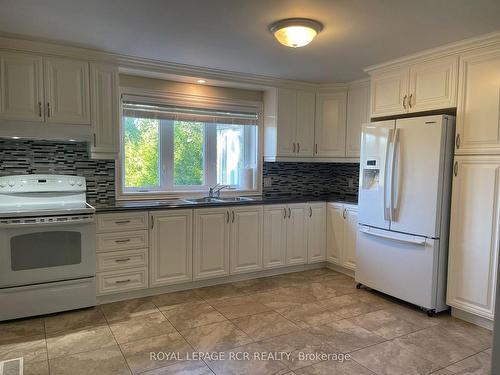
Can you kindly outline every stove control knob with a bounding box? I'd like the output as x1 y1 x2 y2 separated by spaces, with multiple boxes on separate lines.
69 180 76 186
8 180 15 187
0 182 5 188
77 180 83 186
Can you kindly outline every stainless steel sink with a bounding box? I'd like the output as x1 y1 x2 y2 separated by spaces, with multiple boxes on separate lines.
216 196 254 202
183 197 224 204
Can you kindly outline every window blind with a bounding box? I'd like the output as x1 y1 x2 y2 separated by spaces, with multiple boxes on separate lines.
122 101 259 126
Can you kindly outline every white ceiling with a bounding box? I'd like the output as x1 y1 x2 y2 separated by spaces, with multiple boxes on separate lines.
1 0 500 83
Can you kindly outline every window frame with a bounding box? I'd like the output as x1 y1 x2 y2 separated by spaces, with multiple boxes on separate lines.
116 88 263 200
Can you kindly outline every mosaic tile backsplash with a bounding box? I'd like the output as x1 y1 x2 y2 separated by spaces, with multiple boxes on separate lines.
262 162 360 200
0 139 115 204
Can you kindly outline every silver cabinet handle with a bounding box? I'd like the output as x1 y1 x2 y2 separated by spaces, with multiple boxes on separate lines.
297 143 300 153
115 239 131 244
115 220 131 225
283 207 287 219
226 210 230 223
453 161 458 176
46 102 50 117
231 210 235 223
315 144 318 155
115 279 131 284
402 95 407 110
38 102 42 117
93 133 97 147
343 208 347 219
115 257 131 262
288 207 291 218
309 207 313 217
151 217 154 229
408 94 413 108
292 143 296 153
455 134 461 149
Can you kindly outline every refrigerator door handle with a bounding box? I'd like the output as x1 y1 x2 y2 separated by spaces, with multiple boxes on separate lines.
391 128 401 221
359 225 427 246
383 129 394 221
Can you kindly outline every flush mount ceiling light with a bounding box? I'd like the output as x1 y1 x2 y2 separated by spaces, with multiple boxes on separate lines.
269 18 323 48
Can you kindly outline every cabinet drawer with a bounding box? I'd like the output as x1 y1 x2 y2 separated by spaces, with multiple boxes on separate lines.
96 230 148 252
96 212 148 233
96 267 148 295
97 248 148 272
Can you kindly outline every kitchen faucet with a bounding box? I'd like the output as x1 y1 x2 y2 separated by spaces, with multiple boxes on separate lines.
208 184 229 198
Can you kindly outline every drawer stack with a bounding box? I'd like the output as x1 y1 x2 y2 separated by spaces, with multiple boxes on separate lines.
95 211 149 295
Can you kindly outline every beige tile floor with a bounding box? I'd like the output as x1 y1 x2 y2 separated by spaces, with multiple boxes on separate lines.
0 268 492 375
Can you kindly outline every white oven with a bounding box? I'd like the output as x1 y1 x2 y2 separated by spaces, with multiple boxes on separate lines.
0 214 95 288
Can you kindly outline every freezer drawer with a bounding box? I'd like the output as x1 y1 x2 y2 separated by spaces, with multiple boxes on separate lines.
355 225 446 312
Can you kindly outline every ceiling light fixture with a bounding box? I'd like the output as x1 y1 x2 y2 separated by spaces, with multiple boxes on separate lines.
197 79 206 84
269 18 323 48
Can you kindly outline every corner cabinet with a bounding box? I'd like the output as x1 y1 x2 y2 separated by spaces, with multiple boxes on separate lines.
455 46 500 155
447 156 500 320
149 210 193 287
327 202 358 270
370 56 458 118
346 81 370 157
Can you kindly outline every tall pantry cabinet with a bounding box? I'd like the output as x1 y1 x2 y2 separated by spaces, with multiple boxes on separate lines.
446 45 500 325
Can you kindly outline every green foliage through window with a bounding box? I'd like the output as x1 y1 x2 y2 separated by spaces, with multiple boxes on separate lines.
173 121 204 186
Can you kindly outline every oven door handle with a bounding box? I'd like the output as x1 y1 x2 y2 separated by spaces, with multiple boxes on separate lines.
0 216 95 228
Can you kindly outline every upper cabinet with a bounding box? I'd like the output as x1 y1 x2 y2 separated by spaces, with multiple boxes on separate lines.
455 46 500 155
314 92 347 157
346 81 370 157
0 52 44 122
44 57 90 124
0 50 119 159
370 56 458 118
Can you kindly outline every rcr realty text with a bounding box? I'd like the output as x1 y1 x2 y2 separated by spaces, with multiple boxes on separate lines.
150 351 352 362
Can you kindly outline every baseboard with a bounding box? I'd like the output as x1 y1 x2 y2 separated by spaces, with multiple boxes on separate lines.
326 262 355 278
97 262 327 304
451 307 494 330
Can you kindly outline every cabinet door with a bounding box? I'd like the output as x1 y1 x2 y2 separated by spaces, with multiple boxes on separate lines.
447 156 500 320
44 57 90 124
90 63 119 158
276 88 297 156
193 208 230 280
150 210 192 287
263 205 287 269
230 206 263 274
286 203 308 265
295 91 315 157
307 202 326 263
0 52 44 122
343 206 358 270
408 56 458 113
315 92 347 157
346 83 370 157
456 47 500 155
327 203 344 265
370 68 409 117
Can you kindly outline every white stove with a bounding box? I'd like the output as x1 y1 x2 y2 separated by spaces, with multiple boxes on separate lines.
0 174 97 321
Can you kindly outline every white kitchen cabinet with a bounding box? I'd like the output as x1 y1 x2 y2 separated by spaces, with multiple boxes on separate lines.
230 206 263 274
286 203 308 265
193 207 230 280
90 63 119 159
307 202 327 263
346 82 370 157
0 51 44 122
150 210 193 287
264 88 315 158
263 205 287 269
327 203 344 264
326 202 358 270
447 156 500 320
370 57 458 118
343 205 358 270
314 92 347 157
44 57 90 125
456 47 500 155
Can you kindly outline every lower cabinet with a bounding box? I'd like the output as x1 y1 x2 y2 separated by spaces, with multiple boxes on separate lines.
286 203 309 265
327 203 358 270
447 156 500 320
193 206 263 280
263 205 288 268
149 210 193 287
307 202 327 263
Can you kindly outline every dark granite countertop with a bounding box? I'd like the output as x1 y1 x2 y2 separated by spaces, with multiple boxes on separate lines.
92 194 358 213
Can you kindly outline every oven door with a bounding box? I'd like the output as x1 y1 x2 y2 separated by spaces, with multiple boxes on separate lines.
0 215 96 288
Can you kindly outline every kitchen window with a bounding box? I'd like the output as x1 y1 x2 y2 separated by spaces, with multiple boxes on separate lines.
119 96 260 196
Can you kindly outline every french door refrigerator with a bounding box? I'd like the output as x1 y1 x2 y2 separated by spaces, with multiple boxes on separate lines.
356 114 455 314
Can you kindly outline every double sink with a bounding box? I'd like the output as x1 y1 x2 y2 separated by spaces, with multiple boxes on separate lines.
183 196 254 204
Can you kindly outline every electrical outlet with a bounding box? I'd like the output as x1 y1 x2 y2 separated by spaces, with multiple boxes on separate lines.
347 178 354 188
263 177 272 187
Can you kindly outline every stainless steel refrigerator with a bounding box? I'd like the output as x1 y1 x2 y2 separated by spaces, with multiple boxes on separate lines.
356 114 455 314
